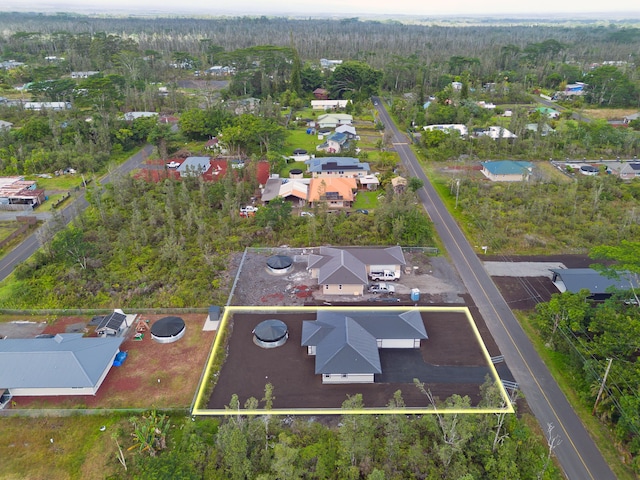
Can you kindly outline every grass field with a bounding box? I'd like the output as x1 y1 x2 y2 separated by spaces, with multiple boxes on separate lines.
580 108 638 121
0 415 130 480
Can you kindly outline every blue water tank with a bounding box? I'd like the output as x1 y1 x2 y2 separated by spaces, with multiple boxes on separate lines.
411 288 420 302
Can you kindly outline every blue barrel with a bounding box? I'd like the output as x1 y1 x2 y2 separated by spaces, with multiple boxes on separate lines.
411 288 420 302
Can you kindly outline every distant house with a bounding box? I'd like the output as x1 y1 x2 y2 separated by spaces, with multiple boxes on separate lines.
313 88 329 100
564 82 586 96
550 268 639 301
205 137 220 150
475 126 517 140
335 124 357 138
0 120 13 130
623 113 640 124
391 176 407 194
95 310 136 337
261 177 309 206
71 71 99 79
0 177 45 209
311 99 349 110
301 309 428 383
481 161 533 182
305 157 370 178
316 131 349 153
358 174 380 191
123 111 158 121
316 113 352 129
0 60 25 70
23 102 71 111
535 106 560 119
451 81 463 91
0 333 124 396
320 59 343 70
423 124 468 136
618 162 640 180
177 156 212 177
307 246 406 295
308 177 357 209
525 123 554 136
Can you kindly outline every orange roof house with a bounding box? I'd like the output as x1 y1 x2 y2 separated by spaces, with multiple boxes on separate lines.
308 177 357 208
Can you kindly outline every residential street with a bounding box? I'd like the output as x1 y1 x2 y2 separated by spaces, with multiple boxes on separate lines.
374 97 615 480
0 144 153 283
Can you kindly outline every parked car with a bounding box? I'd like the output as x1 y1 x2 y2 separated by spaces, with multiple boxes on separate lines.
300 211 315 217
355 209 369 214
369 282 396 294
166 161 180 168
369 270 398 281
240 206 258 213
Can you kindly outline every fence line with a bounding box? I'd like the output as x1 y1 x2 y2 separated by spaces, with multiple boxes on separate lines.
0 407 190 418
0 307 209 316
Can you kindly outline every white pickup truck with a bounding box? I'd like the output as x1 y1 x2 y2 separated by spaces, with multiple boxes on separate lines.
369 282 396 294
369 270 398 281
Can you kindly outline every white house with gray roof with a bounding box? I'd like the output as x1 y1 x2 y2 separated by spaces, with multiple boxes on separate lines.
301 309 428 383
0 333 123 396
305 157 370 178
308 246 405 295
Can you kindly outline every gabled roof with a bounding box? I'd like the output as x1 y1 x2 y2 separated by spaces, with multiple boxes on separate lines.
307 246 405 286
335 124 357 135
262 178 309 202
310 247 369 285
302 315 381 374
551 268 639 294
0 334 123 390
301 310 428 374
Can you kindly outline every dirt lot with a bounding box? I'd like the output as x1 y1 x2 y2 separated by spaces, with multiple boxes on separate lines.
9 314 215 409
207 309 497 410
229 248 468 306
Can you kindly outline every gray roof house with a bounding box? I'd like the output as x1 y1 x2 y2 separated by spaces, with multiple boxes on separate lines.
308 246 406 295
551 268 639 300
301 309 428 383
0 333 124 396
177 156 211 177
305 157 370 178
0 120 13 130
618 162 640 180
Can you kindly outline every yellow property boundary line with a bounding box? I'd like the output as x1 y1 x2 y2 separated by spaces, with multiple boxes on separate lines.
192 306 514 416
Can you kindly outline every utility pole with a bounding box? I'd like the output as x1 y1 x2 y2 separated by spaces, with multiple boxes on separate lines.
593 358 613 416
455 179 460 209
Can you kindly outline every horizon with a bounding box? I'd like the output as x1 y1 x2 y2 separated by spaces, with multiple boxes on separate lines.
1 0 640 20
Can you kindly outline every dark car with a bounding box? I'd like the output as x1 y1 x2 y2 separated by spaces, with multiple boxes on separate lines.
355 209 369 214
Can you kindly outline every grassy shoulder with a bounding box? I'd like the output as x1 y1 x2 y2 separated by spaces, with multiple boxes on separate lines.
517 310 637 480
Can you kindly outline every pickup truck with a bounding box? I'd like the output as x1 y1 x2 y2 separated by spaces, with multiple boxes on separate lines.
369 282 396 294
369 270 398 281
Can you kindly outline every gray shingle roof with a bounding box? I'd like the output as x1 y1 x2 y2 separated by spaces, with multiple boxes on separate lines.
0 333 123 390
302 310 427 375
308 246 406 286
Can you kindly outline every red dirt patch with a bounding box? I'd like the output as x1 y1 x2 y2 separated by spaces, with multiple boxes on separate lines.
13 314 215 410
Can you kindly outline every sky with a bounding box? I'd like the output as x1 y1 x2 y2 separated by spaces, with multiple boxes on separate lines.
2 0 640 18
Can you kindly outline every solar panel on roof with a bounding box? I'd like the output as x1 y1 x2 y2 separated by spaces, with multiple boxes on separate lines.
97 312 126 331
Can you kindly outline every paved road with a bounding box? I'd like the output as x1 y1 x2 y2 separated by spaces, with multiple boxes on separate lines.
374 98 614 480
0 145 153 283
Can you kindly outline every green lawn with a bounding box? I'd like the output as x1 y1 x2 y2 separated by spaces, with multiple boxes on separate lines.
353 190 380 210
284 128 320 155
0 221 18 242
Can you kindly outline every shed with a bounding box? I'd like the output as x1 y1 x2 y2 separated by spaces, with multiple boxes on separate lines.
96 310 135 337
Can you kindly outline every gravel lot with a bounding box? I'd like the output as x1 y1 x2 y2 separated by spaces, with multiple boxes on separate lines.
228 248 469 306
